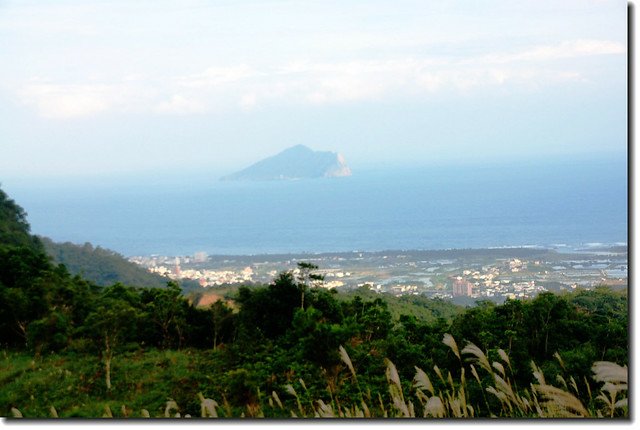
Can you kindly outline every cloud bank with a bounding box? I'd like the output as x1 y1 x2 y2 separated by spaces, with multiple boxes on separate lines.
15 39 624 119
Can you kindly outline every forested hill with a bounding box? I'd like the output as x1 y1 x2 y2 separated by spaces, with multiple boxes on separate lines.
1 185 167 289
41 238 168 288
0 187 42 251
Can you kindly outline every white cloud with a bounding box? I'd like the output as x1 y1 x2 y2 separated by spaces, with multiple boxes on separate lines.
176 66 257 89
14 39 623 118
239 93 258 110
479 39 625 64
19 83 122 119
154 95 206 115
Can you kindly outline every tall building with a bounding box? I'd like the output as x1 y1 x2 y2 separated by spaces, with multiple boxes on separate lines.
194 251 208 263
174 257 181 277
452 277 473 297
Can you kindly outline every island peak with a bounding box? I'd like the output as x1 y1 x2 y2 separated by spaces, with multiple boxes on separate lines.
221 145 352 181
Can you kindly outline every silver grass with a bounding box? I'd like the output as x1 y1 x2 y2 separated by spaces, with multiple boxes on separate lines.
592 361 627 384
556 374 568 390
462 342 491 373
285 383 304 415
497 348 511 372
385 358 402 392
408 401 415 417
164 399 179 417
553 352 565 370
339 345 357 379
102 405 113 418
470 364 482 385
530 361 546 385
392 394 410 417
442 333 460 360
424 396 446 417
299 378 307 391
198 392 219 417
414 366 434 395
492 374 517 407
316 399 335 417
486 386 509 406
492 361 506 378
433 364 445 384
614 398 628 409
533 384 589 417
569 376 579 395
271 391 283 409
361 401 371 417
583 376 592 400
447 371 454 390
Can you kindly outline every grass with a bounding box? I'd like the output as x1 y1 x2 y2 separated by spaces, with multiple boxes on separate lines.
0 348 222 417
2 335 628 418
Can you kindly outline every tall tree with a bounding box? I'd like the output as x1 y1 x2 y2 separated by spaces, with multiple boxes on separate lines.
84 285 140 390
210 299 234 350
141 282 187 349
296 262 324 310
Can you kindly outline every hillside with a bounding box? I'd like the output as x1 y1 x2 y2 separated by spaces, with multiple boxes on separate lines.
0 187 42 252
221 145 352 181
40 237 168 288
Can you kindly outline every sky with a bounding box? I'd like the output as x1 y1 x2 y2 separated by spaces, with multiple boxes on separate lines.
0 0 628 182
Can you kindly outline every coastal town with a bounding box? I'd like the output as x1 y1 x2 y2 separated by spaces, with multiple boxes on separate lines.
129 246 627 304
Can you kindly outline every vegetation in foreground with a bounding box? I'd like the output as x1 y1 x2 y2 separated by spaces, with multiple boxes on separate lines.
0 186 629 418
2 334 627 418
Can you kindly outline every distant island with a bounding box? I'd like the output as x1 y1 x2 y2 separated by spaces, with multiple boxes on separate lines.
221 145 352 181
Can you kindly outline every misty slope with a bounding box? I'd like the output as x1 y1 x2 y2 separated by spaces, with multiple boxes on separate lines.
41 237 168 288
221 145 352 181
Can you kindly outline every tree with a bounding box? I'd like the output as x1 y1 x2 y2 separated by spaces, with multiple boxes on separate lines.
234 264 326 342
524 292 571 358
295 262 324 310
84 287 140 390
358 298 393 342
211 299 234 350
0 247 51 346
141 282 187 349
235 277 298 341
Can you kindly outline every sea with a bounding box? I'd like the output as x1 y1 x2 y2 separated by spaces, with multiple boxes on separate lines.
7 155 628 257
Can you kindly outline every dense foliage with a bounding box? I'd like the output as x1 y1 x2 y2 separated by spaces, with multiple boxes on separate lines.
0 188 43 252
41 238 170 288
0 186 629 418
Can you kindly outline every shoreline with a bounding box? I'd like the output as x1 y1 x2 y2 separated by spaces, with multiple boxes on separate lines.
130 243 628 260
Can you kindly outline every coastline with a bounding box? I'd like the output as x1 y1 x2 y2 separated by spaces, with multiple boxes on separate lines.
129 243 628 260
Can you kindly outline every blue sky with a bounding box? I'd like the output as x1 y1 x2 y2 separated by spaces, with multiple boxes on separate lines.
0 0 627 181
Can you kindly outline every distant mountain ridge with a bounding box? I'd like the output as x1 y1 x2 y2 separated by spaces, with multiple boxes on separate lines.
221 145 352 181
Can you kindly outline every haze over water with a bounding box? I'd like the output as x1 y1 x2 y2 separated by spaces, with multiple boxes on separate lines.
1 1 626 257
8 154 627 257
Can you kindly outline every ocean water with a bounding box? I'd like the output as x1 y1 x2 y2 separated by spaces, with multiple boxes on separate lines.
9 156 628 256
